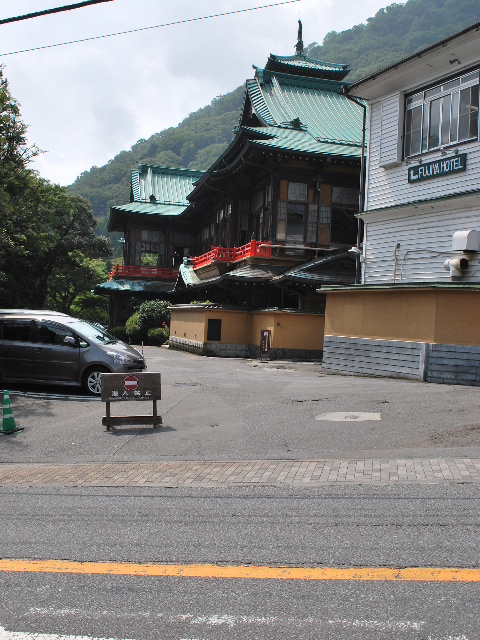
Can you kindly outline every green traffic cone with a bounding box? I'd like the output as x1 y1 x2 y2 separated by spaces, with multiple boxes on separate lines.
1 390 23 434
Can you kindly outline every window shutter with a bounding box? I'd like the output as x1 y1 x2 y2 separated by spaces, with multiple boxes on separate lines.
379 93 405 167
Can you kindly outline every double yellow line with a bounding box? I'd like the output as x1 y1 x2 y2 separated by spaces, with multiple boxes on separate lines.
1 559 479 582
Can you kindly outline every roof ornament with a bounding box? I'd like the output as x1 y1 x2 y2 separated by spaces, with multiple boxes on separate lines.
295 19 304 56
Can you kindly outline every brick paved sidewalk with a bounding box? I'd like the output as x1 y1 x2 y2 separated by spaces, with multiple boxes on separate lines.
1 458 480 487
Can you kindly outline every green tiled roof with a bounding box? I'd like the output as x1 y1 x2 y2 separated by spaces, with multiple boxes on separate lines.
111 202 188 218
111 164 205 221
132 165 204 205
246 70 364 148
178 258 353 290
243 126 362 158
95 279 175 294
264 54 350 80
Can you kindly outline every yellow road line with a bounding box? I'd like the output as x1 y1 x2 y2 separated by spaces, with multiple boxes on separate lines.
0 559 479 582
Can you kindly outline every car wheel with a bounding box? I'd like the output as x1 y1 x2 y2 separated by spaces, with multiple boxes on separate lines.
83 367 108 396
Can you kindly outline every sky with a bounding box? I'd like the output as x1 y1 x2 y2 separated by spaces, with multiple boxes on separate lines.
0 0 399 186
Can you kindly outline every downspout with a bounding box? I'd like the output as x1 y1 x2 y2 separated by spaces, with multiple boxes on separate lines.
340 87 366 285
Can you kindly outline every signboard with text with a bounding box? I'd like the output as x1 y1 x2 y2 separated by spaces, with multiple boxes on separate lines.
101 372 161 402
408 153 467 183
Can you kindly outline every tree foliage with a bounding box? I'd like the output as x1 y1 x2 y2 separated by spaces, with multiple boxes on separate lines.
307 0 480 82
0 65 111 311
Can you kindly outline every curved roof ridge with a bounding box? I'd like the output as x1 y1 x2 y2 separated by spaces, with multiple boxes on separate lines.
265 52 350 80
245 76 276 126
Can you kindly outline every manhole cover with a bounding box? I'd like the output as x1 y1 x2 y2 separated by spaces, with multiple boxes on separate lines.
315 412 381 422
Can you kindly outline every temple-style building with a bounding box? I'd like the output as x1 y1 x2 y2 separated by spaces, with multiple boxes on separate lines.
98 23 365 359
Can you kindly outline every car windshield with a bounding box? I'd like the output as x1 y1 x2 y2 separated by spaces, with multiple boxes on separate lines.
69 321 118 345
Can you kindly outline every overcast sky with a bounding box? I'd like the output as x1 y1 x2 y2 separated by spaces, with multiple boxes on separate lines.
0 0 399 186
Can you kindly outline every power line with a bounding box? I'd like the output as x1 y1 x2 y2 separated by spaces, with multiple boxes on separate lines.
0 0 301 57
0 0 114 26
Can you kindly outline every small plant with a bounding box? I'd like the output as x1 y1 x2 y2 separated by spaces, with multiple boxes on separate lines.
147 326 170 345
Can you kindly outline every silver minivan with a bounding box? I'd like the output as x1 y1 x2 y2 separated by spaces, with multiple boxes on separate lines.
0 310 146 395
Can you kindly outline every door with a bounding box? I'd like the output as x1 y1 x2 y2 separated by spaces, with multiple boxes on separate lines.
0 320 34 380
32 320 80 382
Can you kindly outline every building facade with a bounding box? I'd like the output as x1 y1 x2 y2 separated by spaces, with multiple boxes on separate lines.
99 24 365 359
96 164 204 326
322 22 480 385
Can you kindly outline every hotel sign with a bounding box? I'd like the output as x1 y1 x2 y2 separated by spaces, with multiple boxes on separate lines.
408 153 467 183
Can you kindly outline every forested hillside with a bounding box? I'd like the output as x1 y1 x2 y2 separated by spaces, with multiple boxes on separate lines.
67 0 480 227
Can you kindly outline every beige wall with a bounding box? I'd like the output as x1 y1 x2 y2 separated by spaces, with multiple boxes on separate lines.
250 311 324 350
169 308 208 343
170 306 324 350
325 288 480 346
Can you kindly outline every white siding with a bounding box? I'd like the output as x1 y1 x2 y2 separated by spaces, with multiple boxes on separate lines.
363 202 480 283
366 95 480 211
379 94 404 168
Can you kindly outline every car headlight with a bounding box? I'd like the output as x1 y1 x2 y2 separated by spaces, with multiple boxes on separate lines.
107 352 130 364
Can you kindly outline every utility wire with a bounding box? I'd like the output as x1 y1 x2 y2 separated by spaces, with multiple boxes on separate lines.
0 0 114 26
0 0 300 57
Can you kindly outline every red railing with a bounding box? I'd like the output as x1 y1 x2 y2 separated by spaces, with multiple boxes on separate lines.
108 265 179 281
191 240 272 270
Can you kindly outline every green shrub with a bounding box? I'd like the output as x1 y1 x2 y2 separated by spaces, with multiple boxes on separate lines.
109 326 128 342
147 326 170 345
125 312 144 343
137 300 171 334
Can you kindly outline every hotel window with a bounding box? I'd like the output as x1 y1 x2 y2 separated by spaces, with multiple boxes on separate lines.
405 70 479 158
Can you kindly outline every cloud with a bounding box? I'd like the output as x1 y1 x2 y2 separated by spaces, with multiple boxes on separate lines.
0 0 400 185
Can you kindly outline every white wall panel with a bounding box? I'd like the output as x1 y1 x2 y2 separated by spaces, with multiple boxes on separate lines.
363 203 480 283
366 94 480 212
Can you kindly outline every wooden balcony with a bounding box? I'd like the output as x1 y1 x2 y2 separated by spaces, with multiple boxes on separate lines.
191 240 272 270
108 265 179 281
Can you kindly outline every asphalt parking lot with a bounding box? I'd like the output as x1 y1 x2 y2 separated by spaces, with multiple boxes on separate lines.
1 345 480 466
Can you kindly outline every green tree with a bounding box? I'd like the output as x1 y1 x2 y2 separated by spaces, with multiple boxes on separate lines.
0 66 111 309
137 300 171 333
46 253 108 317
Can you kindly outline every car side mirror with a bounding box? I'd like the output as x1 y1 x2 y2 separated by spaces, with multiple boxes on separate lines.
63 336 76 347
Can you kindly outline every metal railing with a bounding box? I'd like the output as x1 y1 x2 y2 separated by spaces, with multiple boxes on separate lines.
191 240 272 269
108 265 179 281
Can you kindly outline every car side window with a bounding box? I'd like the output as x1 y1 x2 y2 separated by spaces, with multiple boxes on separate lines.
0 321 32 341
36 322 75 346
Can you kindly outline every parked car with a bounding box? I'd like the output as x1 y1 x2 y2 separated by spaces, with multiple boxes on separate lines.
0 310 146 395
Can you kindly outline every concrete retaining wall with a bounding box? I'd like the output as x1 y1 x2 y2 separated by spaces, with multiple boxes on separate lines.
169 337 322 361
323 335 480 386
322 335 427 381
426 343 480 386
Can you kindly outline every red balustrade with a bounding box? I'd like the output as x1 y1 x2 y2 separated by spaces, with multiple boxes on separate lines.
109 242 273 279
108 265 179 281
191 240 272 270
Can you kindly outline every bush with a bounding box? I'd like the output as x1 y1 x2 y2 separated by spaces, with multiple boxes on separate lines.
137 300 171 334
109 326 128 342
147 326 170 345
125 312 143 343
